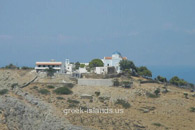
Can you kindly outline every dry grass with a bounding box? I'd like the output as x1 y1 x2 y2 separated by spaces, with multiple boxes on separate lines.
21 75 195 130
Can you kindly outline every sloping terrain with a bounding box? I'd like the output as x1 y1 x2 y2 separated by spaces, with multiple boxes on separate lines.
0 69 195 130
0 69 37 89
0 69 90 130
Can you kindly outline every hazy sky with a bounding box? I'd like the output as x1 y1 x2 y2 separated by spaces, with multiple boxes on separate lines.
0 0 195 67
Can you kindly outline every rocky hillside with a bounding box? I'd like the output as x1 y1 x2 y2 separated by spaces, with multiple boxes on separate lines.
0 69 195 130
0 69 90 130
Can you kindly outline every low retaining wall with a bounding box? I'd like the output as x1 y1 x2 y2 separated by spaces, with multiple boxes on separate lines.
140 80 159 84
20 76 38 88
78 79 113 87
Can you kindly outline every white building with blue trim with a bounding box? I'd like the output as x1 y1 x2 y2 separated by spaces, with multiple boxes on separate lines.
101 51 127 73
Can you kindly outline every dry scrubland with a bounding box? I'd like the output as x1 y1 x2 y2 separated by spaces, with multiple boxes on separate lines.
0 69 195 130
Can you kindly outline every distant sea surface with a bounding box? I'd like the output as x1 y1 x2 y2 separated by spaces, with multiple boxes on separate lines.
148 66 195 84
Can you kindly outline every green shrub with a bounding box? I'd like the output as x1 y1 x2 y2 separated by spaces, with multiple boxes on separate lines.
74 62 80 70
11 83 18 89
113 79 120 87
169 76 187 86
190 107 195 112
152 123 163 127
115 99 131 109
47 85 55 89
68 103 77 108
154 88 160 96
53 87 72 95
156 75 167 82
64 83 74 88
98 97 110 103
32 86 38 89
146 92 159 98
89 59 104 68
80 106 88 111
21 66 33 70
122 81 132 88
80 64 85 68
184 93 189 99
119 60 136 73
56 97 64 100
67 99 80 104
0 89 8 95
95 91 100 96
45 67 56 77
137 66 152 78
38 89 50 95
4 64 18 69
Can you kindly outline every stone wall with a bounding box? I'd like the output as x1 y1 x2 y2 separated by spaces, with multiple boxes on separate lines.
78 79 113 87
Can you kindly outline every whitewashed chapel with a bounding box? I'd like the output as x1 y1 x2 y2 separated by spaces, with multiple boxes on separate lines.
96 51 127 74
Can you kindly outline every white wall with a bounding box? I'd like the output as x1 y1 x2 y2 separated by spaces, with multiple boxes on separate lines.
95 67 108 74
79 67 88 73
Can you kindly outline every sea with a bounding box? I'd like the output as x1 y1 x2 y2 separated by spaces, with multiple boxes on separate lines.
148 66 195 84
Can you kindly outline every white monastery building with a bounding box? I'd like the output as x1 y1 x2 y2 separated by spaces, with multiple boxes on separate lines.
35 51 127 75
101 51 127 73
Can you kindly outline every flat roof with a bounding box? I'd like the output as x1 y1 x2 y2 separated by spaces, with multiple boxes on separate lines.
36 62 62 65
